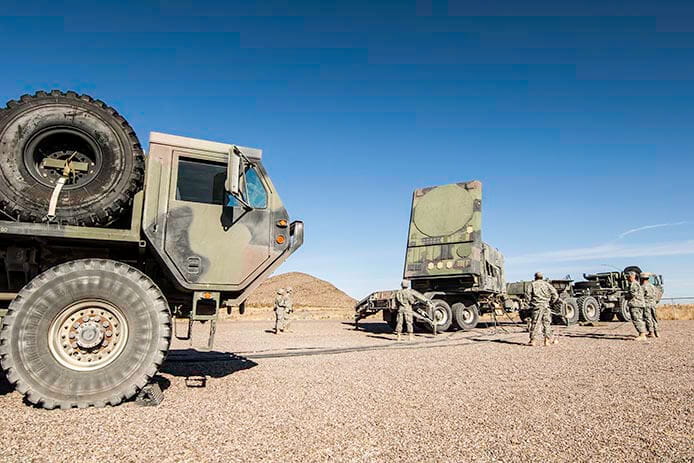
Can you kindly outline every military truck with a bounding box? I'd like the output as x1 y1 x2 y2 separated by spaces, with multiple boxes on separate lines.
0 90 303 409
355 181 508 331
572 266 664 322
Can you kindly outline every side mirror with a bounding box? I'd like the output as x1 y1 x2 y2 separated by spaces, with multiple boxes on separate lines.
225 145 242 195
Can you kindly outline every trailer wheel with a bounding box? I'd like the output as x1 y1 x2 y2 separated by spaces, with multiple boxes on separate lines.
0 90 144 225
553 298 579 326
431 299 453 332
577 296 600 322
452 302 480 330
0 259 170 409
616 299 631 322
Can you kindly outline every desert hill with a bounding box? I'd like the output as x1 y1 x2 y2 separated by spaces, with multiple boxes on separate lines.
245 272 356 309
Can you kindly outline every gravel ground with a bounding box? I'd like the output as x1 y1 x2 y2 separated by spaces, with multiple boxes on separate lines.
1 319 692 462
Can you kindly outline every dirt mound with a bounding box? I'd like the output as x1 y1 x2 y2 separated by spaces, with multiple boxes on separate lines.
246 272 356 309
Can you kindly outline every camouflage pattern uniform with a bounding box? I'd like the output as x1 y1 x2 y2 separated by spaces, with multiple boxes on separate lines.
394 288 416 336
284 287 294 332
641 279 658 336
627 279 646 335
274 288 287 333
528 279 559 343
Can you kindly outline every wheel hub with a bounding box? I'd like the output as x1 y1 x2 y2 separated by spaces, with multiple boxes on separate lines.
48 300 127 371
23 127 102 190
75 320 105 349
462 308 474 323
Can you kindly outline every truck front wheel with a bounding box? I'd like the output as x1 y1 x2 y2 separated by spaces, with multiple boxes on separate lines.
0 259 170 409
452 302 480 330
577 296 600 322
553 298 580 326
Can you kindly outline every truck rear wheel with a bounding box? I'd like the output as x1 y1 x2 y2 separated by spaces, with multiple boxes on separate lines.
577 296 600 322
616 299 631 322
0 90 144 226
0 259 170 409
431 299 453 331
452 302 480 330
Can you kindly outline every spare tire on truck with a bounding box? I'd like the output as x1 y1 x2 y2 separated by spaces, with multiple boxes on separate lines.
0 90 144 226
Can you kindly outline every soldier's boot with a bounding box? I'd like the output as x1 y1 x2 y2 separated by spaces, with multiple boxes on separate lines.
634 333 647 341
544 337 558 346
396 333 402 342
527 339 539 347
408 333 414 342
646 332 655 338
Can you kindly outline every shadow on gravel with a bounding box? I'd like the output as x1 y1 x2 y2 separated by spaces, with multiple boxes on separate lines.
468 337 528 346
365 334 398 341
347 321 393 334
0 371 13 396
161 350 258 379
560 332 634 341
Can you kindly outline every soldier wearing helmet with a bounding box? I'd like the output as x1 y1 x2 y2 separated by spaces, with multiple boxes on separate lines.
526 272 559 346
273 288 287 334
284 287 294 332
626 271 647 341
640 273 659 338
393 279 430 341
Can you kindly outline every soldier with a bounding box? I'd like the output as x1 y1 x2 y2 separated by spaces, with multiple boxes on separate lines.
393 279 427 342
274 288 287 334
626 271 647 341
284 286 294 332
527 272 559 346
640 273 659 338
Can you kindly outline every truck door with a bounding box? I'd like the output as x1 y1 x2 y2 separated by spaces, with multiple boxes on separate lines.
164 151 272 286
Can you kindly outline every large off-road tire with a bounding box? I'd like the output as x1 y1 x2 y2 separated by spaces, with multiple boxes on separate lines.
0 259 170 409
553 298 580 326
452 302 480 330
577 296 600 322
616 299 632 322
0 90 144 225
431 299 453 332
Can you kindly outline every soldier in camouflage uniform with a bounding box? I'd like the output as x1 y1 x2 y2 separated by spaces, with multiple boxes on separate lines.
626 271 647 341
527 272 559 346
640 273 659 338
394 279 427 342
274 288 287 334
284 287 294 332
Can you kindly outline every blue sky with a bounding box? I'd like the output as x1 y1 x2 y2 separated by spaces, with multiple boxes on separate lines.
1 1 693 298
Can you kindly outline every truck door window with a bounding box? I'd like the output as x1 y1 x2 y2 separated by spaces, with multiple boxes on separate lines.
176 158 226 205
245 167 268 208
225 166 268 209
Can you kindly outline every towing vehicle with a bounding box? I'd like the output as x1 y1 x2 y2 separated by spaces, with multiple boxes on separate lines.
573 266 664 321
0 90 303 409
